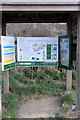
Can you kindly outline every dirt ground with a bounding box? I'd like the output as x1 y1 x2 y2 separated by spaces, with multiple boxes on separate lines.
18 96 62 118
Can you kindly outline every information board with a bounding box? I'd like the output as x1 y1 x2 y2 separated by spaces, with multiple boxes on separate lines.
1 36 15 71
59 35 73 70
17 37 58 66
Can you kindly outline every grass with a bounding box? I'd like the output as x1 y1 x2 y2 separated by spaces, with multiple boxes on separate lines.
72 70 76 81
2 94 19 118
61 91 76 113
61 91 76 105
72 70 76 90
54 113 67 118
2 67 76 118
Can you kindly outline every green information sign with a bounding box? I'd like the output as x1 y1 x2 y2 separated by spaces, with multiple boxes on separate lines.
1 36 15 71
58 35 73 70
17 37 58 67
1 35 73 70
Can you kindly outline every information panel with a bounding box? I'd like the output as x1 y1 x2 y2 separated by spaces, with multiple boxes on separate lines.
17 37 58 66
1 36 15 71
59 35 73 70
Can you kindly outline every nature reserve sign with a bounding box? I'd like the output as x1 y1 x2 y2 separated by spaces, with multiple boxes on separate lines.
1 36 15 71
1 35 72 71
17 37 58 66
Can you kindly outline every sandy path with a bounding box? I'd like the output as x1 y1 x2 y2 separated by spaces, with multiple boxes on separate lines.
18 97 61 118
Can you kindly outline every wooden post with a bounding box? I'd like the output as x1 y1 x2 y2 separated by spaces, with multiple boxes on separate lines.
66 18 72 92
76 13 80 111
66 70 72 92
3 71 9 94
2 20 9 94
0 9 2 118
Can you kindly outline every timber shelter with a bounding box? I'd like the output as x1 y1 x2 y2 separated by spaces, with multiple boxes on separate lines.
0 0 80 112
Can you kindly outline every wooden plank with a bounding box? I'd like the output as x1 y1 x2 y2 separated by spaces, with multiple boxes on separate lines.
2 0 80 5
76 13 80 111
2 5 79 11
3 71 9 94
66 19 72 92
0 11 2 119
2 21 9 94
66 70 72 92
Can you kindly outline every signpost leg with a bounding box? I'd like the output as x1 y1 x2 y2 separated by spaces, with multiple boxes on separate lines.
76 14 80 111
0 83 1 116
3 71 9 94
2 21 10 94
66 70 72 92
0 10 2 118
66 20 72 93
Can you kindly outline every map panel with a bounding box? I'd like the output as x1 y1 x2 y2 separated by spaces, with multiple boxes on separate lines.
17 37 58 66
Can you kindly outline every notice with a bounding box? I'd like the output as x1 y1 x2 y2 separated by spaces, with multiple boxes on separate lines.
1 36 15 71
17 37 46 61
60 38 69 66
17 37 58 66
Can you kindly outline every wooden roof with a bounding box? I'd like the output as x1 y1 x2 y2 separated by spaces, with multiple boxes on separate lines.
1 0 80 5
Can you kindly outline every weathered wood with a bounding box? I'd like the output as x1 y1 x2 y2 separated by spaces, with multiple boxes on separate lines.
1 0 80 4
76 13 80 111
2 21 9 94
66 18 72 92
2 4 79 12
0 11 2 119
3 71 9 94
66 70 72 92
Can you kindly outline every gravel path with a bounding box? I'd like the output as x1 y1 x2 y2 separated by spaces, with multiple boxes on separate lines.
18 96 61 118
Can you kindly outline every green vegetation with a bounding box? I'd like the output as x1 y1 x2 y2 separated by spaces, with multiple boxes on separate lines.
61 91 76 105
72 70 76 89
61 91 76 113
54 113 67 118
2 94 19 118
72 70 76 81
49 113 66 119
2 67 76 118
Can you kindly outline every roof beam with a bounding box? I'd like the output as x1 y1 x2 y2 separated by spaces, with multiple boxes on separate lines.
2 5 79 12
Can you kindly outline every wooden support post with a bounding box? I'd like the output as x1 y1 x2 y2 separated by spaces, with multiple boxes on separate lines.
76 13 80 111
66 17 72 92
0 10 2 118
3 71 9 94
66 70 72 92
2 20 9 94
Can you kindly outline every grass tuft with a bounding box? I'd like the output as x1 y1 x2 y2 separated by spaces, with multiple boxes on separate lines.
61 91 76 105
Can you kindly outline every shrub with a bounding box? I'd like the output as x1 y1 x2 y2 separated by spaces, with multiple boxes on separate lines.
54 113 66 118
36 70 47 79
2 94 19 118
61 91 76 105
72 70 76 81
50 67 60 80
60 72 66 81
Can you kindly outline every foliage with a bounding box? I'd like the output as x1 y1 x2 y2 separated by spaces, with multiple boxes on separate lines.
44 67 60 80
72 82 76 89
61 91 76 105
36 70 47 79
54 113 66 118
2 67 76 118
60 71 66 81
2 94 19 118
72 70 76 81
